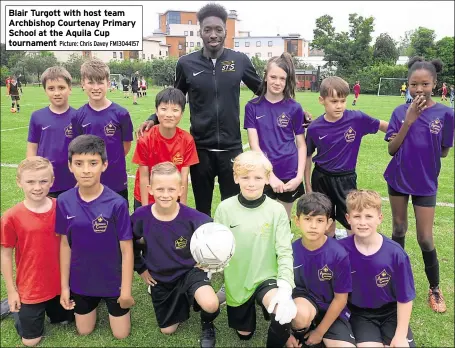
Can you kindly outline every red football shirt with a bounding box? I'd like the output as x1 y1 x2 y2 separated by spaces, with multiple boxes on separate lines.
132 126 199 203
0 199 61 304
353 84 361 94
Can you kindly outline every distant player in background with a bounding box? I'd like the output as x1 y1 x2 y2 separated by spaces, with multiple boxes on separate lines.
439 82 447 102
400 82 407 97
352 81 360 106
5 76 11 95
8 76 20 112
405 86 413 104
450 85 454 108
140 77 147 97
121 76 130 98
131 71 139 105
17 74 23 95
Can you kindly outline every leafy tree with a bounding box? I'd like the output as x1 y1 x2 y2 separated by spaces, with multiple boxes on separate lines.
251 55 267 79
409 27 436 58
18 52 58 82
0 43 26 68
1 66 11 85
63 53 87 83
373 33 399 65
397 30 415 56
150 57 178 86
435 36 454 86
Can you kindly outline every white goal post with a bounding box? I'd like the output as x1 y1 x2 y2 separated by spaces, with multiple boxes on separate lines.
377 77 408 96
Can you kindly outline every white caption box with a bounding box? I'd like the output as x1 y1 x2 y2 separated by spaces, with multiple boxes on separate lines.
5 5 143 51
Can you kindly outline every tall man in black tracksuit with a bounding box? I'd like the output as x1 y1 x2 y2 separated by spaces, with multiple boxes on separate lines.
140 3 262 217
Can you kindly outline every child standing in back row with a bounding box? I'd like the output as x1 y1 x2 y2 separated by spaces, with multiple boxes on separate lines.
305 76 388 237
384 57 454 313
245 52 307 220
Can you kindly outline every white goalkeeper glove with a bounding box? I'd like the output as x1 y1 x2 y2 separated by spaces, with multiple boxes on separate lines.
267 279 297 325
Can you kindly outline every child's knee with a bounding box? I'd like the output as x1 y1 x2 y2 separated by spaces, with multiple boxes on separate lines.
292 310 312 329
200 296 219 313
392 221 408 236
160 324 179 335
112 328 130 340
22 337 42 347
76 324 95 336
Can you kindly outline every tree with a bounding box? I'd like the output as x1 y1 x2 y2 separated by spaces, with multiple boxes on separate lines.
0 43 26 69
1 66 11 85
373 33 399 65
150 57 178 86
397 30 415 56
251 55 267 79
64 53 87 83
21 52 58 82
435 36 455 86
409 27 436 58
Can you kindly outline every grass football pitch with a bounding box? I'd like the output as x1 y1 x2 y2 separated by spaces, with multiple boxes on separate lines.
0 86 453 347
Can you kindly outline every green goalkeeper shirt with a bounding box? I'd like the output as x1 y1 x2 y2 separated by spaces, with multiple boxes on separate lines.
214 195 295 307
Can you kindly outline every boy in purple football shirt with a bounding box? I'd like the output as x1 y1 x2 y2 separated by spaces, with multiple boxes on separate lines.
384 57 454 313
305 76 388 237
287 192 355 348
131 162 219 348
72 58 134 203
340 190 416 348
57 135 134 339
26 66 77 197
245 52 306 220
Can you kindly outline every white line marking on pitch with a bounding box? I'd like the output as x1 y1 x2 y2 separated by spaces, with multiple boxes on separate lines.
1 126 29 132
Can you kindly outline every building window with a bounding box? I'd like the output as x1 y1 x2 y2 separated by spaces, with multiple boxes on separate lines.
268 41 273 47
235 42 239 47
151 54 154 58
197 42 201 47
188 20 192 24
166 51 168 56
197 31 200 37
178 44 183 50
142 53 145 59
166 11 180 25
184 31 188 36
190 42 194 47
256 53 261 57
186 42 188 47
245 42 250 47
159 50 162 56
119 52 123 58
190 31 194 36
256 41 261 47
268 52 272 57
113 52 117 58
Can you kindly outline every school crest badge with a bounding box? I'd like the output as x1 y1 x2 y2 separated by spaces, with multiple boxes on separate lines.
375 269 391 287
104 122 116 136
172 152 183 165
92 215 108 233
175 236 187 250
64 124 73 138
344 127 356 142
318 264 333 281
277 113 290 128
429 118 442 134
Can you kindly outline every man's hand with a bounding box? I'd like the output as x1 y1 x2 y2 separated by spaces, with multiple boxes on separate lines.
136 121 154 138
117 293 135 309
7 290 21 312
140 270 157 286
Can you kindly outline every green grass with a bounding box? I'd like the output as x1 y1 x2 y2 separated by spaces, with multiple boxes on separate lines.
1 86 453 347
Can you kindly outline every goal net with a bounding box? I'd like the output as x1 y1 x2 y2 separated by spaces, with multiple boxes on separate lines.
109 74 122 89
377 77 408 96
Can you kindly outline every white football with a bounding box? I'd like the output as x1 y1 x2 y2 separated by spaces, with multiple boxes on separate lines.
190 222 236 272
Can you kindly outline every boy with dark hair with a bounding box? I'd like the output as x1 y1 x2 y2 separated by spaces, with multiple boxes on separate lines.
26 66 77 198
132 162 219 347
304 76 388 237
72 58 134 203
132 87 198 210
287 192 355 348
214 151 296 348
57 135 134 339
339 190 416 347
8 76 20 112
1 157 73 347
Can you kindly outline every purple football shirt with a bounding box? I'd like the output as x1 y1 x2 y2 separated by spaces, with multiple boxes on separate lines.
27 106 77 192
72 103 134 192
56 186 133 297
339 235 416 309
306 110 380 172
244 97 305 180
131 204 212 283
293 237 352 320
384 103 454 196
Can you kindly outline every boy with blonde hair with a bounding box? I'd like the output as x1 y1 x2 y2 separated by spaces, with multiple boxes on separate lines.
131 162 219 347
72 58 133 202
305 76 388 236
26 66 77 197
214 151 296 347
1 157 73 347
339 190 416 347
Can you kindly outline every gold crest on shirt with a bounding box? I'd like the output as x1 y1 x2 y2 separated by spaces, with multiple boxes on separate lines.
256 222 272 238
277 113 290 128
64 124 73 138
221 60 235 72
344 127 356 142
92 215 108 233
104 122 117 136
173 152 184 165
375 269 391 287
175 236 187 249
318 264 333 281
429 118 442 134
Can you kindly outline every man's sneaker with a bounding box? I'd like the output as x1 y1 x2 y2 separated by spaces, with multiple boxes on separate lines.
216 285 226 305
0 299 10 320
428 287 447 313
200 322 216 348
